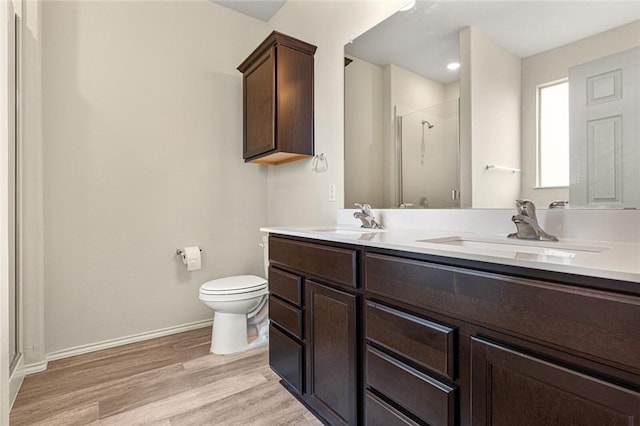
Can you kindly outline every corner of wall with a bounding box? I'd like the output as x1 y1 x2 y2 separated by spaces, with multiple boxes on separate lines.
21 0 46 367
1 0 14 422
458 27 472 208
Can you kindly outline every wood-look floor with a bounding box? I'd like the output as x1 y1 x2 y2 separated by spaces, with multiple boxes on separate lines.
10 327 322 425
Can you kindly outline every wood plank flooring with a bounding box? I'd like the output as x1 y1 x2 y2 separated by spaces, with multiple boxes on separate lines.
10 326 322 425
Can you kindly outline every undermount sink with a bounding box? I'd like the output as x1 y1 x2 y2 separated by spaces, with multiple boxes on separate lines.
417 236 608 259
310 227 385 235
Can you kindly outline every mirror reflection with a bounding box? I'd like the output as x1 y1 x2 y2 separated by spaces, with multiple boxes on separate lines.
398 99 460 209
344 1 640 209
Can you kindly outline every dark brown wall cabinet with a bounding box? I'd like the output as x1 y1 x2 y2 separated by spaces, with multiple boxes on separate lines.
237 31 316 165
268 235 640 426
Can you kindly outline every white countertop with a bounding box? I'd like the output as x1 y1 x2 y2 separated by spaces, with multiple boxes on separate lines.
261 225 640 284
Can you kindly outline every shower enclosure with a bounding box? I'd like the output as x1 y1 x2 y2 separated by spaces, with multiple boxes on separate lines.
395 99 460 208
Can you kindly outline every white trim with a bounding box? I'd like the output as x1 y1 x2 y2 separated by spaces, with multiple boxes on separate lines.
13 7 26 413
23 359 46 375
1 1 15 423
33 319 213 369
9 353 23 409
533 185 569 190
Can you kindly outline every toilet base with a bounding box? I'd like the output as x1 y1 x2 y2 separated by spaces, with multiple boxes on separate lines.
211 312 249 354
210 313 269 355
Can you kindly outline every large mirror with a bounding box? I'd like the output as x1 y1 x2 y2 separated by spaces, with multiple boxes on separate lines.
344 1 640 209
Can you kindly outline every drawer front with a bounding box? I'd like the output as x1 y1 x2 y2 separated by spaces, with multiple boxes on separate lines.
269 325 303 394
269 266 302 307
365 391 419 426
366 301 456 379
365 252 640 372
270 236 358 288
366 346 456 426
269 296 303 340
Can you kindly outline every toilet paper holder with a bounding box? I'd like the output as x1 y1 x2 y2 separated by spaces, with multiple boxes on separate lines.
176 248 203 256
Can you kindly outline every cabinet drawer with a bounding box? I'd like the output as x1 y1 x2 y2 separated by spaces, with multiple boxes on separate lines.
365 391 419 426
269 266 303 307
269 325 303 394
270 236 358 288
366 301 456 379
365 252 640 372
269 296 303 339
366 347 456 426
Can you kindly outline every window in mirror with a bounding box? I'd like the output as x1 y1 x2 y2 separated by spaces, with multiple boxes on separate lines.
538 80 569 188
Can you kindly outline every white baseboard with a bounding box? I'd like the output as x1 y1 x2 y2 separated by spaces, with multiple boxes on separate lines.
9 354 25 409
23 360 48 375
24 319 212 375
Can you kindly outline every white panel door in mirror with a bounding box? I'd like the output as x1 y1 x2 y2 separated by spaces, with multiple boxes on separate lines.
569 46 640 208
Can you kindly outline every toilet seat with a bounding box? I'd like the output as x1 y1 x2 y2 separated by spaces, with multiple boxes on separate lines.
199 287 268 303
199 275 268 302
200 275 267 295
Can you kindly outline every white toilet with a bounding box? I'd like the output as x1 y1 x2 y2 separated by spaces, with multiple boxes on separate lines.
199 236 270 355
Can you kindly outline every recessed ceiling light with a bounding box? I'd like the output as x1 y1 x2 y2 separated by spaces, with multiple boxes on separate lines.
446 62 460 70
399 0 416 12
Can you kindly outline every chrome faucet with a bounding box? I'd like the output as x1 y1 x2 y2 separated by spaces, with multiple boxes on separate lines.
507 199 558 241
354 203 383 229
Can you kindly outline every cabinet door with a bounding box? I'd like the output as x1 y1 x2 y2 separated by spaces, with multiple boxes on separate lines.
306 280 358 425
471 337 640 426
243 47 275 160
269 325 304 394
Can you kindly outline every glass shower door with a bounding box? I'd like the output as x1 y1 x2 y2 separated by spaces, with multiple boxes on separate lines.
398 99 460 208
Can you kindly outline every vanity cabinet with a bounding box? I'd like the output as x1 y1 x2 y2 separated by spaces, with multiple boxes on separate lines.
268 234 640 426
268 236 361 425
237 31 316 165
364 249 640 426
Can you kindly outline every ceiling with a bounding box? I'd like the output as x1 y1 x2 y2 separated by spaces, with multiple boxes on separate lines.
346 1 640 84
211 0 286 22
211 1 640 83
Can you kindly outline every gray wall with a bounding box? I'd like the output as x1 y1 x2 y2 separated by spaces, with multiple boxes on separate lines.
41 0 270 353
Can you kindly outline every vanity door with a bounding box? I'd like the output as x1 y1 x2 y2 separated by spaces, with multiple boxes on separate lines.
306 280 358 425
471 337 640 426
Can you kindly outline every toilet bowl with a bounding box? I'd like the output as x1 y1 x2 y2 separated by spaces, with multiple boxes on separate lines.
199 236 270 354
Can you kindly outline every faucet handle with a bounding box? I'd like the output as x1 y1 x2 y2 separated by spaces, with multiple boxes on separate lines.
549 200 568 209
354 203 371 214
